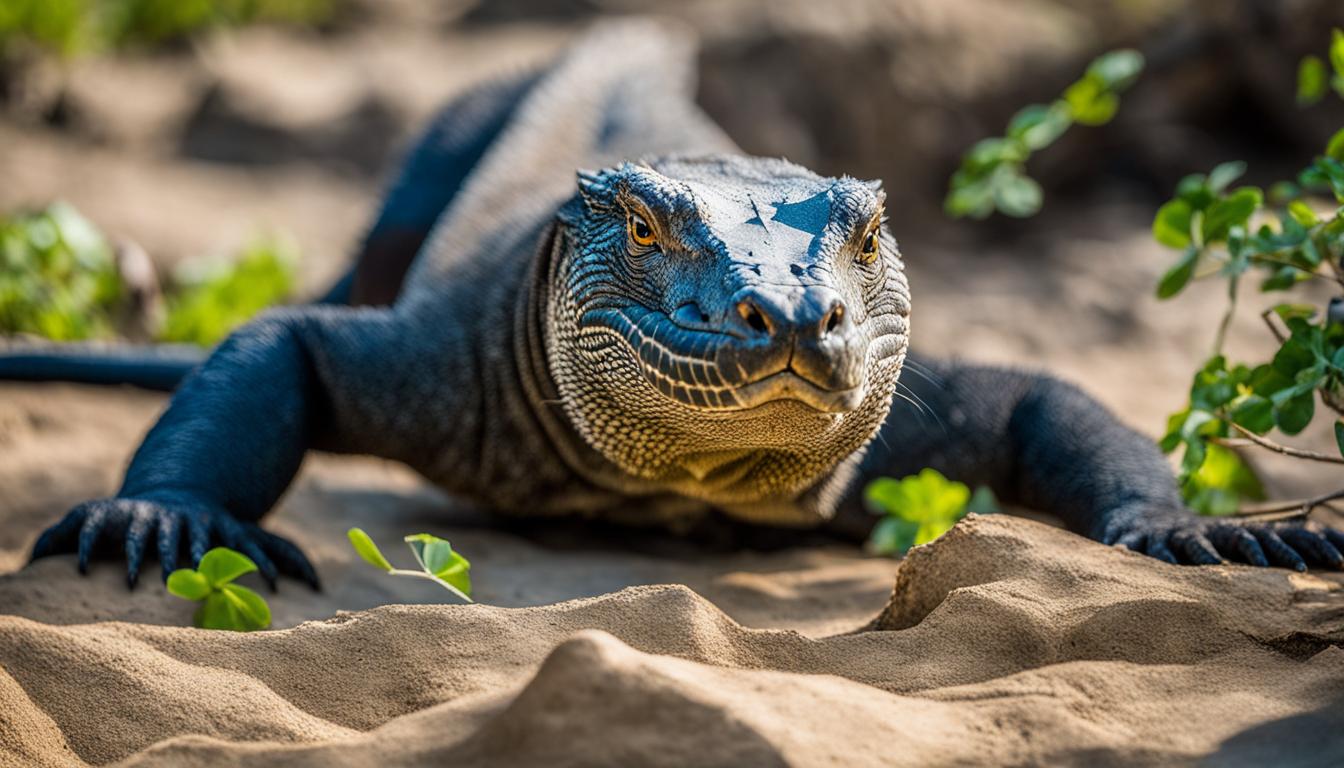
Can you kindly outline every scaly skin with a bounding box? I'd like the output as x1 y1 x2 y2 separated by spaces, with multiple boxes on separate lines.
24 21 1344 588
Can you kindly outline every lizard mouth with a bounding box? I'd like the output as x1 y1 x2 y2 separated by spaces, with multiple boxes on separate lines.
580 307 867 413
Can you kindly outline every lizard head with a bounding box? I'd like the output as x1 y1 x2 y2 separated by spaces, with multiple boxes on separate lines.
546 155 910 509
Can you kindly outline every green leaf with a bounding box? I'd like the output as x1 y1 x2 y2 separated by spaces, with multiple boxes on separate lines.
194 584 271 631
1176 174 1214 210
1202 187 1263 243
865 469 971 525
347 528 393 571
1327 128 1344 162
197 547 257 588
1086 49 1144 89
1229 394 1274 434
220 583 271 630
1156 248 1198 299
1153 199 1193 248
404 533 455 575
1332 28 1344 79
1006 103 1071 150
403 534 473 599
1064 76 1120 126
914 520 957 547
1275 390 1316 435
867 516 918 556
1273 303 1318 322
944 176 995 219
1207 161 1247 194
966 486 1000 515
1298 55 1327 105
1183 442 1265 516
1287 200 1319 228
166 569 211 601
992 171 1043 218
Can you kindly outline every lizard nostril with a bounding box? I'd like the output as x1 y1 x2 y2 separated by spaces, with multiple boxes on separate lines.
737 299 771 335
824 302 845 335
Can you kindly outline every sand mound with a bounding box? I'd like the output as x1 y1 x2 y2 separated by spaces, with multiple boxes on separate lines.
3 515 1342 767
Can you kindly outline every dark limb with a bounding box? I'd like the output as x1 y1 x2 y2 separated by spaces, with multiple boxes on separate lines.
843 355 1344 570
30 305 413 588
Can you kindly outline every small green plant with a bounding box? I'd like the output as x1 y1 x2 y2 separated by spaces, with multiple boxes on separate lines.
945 49 1144 219
158 235 296 346
166 547 271 631
1153 29 1344 517
0 0 338 59
347 528 472 602
864 469 999 556
0 202 124 341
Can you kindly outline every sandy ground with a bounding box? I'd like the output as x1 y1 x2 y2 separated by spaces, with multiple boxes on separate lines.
6 4 1344 765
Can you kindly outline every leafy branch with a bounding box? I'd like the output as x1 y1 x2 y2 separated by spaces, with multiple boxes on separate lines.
945 49 1144 219
1156 28 1344 516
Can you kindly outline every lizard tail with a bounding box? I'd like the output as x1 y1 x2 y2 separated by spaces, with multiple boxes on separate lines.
0 342 206 392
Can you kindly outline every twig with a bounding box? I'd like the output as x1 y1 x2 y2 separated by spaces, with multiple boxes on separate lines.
1212 275 1239 355
1246 255 1344 286
1235 487 1344 518
1226 422 1344 464
1259 308 1288 344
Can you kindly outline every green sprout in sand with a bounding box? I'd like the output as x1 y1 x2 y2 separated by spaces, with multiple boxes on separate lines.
166 547 271 631
347 528 472 602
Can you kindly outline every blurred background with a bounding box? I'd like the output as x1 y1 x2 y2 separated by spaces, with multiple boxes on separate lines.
3 0 1344 519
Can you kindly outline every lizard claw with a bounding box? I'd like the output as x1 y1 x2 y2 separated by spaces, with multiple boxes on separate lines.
1108 512 1343 571
30 496 320 590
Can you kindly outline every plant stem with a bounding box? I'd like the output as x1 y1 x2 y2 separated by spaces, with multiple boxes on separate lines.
1236 487 1344 517
1212 275 1239 355
1222 423 1344 463
386 569 473 602
1246 255 1344 286
1260 308 1288 344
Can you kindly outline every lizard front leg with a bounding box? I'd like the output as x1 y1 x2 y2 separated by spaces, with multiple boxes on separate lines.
30 306 412 588
849 356 1344 570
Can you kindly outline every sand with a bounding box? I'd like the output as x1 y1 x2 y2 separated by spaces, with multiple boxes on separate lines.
2 382 1343 766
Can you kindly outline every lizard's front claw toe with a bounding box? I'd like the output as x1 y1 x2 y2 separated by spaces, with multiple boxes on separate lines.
31 496 319 590
1112 513 1342 571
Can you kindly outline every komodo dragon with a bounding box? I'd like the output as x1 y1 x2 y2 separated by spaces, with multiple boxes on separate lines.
11 21 1344 589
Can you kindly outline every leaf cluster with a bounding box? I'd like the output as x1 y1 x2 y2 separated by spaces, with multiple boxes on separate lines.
0 0 337 59
0 202 123 341
1155 30 1344 515
348 528 473 602
158 236 296 346
946 49 1143 219
864 468 998 556
1296 29 1344 105
166 547 271 631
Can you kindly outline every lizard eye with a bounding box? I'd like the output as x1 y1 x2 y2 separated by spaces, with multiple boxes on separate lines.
628 211 657 248
858 227 880 265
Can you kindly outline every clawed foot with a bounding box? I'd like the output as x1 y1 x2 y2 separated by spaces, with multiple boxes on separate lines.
1104 514 1344 571
29 495 320 590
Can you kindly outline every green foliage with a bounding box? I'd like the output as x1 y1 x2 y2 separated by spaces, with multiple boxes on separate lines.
0 202 123 340
1154 28 1344 514
158 236 296 346
166 547 271 631
1296 29 1344 106
864 469 998 556
946 49 1144 219
0 0 337 58
347 528 472 602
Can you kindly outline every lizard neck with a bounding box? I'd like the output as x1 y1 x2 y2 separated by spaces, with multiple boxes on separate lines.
515 221 652 499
